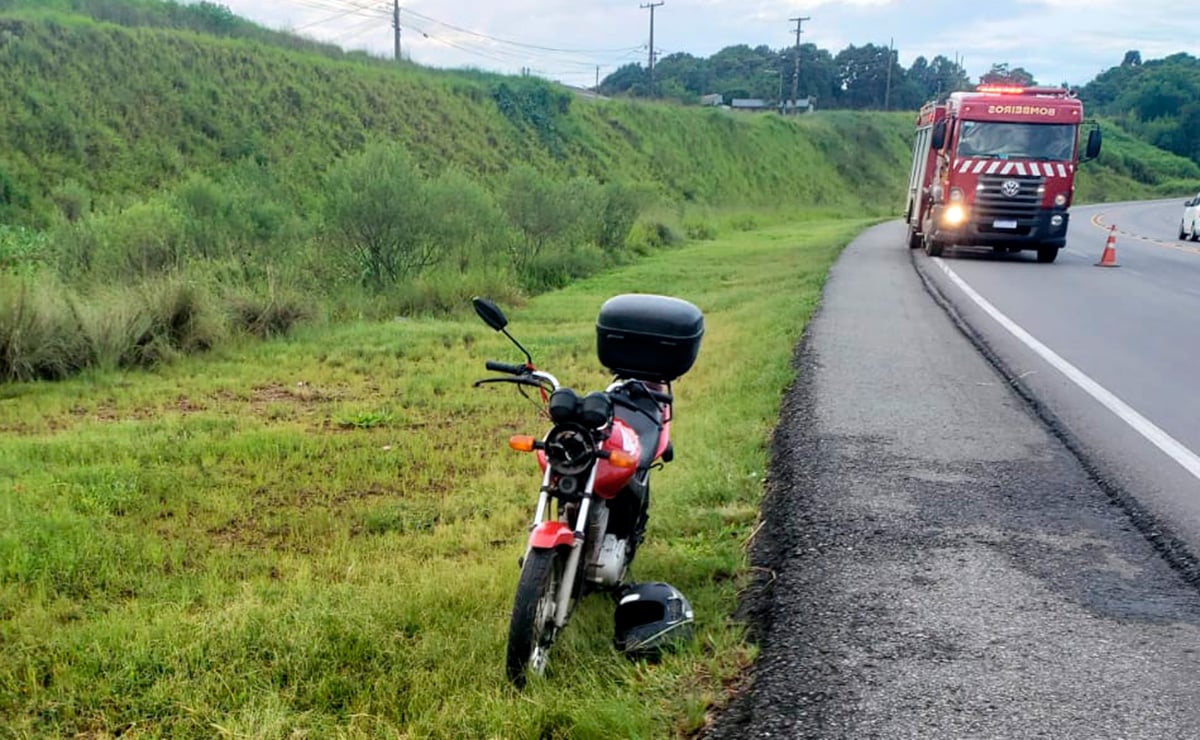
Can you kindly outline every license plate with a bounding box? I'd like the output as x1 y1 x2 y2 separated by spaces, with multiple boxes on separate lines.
993 219 1018 229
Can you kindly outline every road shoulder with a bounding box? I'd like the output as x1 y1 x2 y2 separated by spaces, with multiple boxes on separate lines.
703 221 1200 739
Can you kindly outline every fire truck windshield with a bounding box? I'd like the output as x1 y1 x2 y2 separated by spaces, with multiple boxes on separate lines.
956 121 1076 161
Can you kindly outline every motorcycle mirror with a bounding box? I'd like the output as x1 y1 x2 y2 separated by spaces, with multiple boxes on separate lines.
472 296 533 366
1085 128 1102 160
472 297 508 331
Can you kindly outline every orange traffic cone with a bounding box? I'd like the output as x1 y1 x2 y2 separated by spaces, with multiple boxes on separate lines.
1095 225 1120 267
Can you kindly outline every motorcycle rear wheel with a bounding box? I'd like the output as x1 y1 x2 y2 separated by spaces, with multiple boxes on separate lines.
505 548 563 686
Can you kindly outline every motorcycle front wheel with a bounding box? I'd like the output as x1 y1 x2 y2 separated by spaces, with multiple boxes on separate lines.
505 547 563 686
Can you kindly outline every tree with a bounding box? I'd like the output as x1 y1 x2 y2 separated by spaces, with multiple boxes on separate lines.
980 62 1037 86
598 63 649 96
654 52 709 96
834 44 893 109
1080 52 1200 166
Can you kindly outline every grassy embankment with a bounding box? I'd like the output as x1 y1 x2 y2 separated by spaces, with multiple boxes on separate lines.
0 6 921 385
3 4 1198 386
1 218 862 737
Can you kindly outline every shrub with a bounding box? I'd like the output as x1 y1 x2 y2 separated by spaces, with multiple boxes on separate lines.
226 283 316 339
323 143 443 289
79 277 226 370
596 181 648 251
0 225 49 274
519 244 606 292
683 218 717 241
500 166 602 274
424 168 516 273
57 201 189 283
50 179 93 223
133 276 223 363
0 273 92 382
627 219 683 253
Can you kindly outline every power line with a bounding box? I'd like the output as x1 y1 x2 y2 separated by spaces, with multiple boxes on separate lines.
292 3 376 32
289 0 388 22
276 0 643 84
401 7 640 54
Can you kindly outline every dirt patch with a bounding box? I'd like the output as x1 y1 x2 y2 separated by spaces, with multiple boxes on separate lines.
251 382 336 406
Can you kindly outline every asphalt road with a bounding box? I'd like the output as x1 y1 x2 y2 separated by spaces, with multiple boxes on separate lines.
702 213 1200 739
914 200 1200 562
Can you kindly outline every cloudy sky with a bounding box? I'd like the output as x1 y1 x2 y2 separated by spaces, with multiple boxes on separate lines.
212 0 1179 89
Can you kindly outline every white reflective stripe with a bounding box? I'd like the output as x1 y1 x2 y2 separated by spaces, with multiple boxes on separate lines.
987 162 1001 174
959 159 972 173
972 160 987 174
1057 164 1067 177
1029 163 1042 176
1014 162 1027 176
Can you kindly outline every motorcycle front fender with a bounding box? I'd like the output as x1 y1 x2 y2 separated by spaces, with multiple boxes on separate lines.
527 521 576 550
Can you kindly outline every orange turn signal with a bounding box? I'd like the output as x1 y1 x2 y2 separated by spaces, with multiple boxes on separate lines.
509 435 537 452
607 450 638 469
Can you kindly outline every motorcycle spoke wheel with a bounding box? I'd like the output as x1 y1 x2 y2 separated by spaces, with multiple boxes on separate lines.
505 548 563 687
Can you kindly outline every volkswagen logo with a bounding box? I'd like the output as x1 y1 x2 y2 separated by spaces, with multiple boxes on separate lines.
1001 179 1021 198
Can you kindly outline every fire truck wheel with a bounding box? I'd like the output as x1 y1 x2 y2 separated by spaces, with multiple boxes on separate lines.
1036 246 1058 263
923 235 944 257
906 224 921 249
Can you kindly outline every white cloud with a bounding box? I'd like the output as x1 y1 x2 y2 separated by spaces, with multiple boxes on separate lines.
207 0 1188 89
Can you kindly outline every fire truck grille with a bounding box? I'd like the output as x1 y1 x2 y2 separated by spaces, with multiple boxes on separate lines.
974 175 1044 231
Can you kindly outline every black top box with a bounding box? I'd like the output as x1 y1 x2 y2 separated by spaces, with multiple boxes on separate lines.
596 294 704 381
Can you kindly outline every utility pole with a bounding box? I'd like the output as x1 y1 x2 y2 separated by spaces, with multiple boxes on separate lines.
393 0 401 62
789 15 810 114
641 2 664 97
883 37 893 110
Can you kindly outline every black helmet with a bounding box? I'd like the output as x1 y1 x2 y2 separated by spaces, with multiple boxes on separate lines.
613 582 695 660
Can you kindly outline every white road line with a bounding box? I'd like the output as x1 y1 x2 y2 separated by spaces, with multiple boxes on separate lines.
933 258 1200 482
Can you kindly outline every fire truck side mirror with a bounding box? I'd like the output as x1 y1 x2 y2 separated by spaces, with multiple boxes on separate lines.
1084 128 1102 161
931 121 947 151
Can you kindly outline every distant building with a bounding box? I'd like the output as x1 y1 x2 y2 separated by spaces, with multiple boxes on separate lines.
781 97 817 114
700 93 724 106
730 98 769 111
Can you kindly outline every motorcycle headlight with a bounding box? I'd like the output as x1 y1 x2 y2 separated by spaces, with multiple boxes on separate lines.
544 423 595 476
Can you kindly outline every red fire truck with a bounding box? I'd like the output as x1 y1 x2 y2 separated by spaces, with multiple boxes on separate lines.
904 85 1102 263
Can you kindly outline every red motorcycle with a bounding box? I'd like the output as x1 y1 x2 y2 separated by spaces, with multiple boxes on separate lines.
472 294 704 686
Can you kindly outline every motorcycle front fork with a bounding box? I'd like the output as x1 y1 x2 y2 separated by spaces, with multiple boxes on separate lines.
525 464 600 630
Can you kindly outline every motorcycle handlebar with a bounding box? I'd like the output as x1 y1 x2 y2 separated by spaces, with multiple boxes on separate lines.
485 360 527 375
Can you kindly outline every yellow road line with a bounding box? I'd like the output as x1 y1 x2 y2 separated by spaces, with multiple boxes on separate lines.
1089 211 1200 256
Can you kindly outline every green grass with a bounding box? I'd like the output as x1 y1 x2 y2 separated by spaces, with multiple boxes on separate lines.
0 217 863 737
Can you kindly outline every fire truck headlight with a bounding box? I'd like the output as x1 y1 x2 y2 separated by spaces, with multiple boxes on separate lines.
1051 215 1065 228
949 187 965 203
1054 193 1068 207
943 204 967 226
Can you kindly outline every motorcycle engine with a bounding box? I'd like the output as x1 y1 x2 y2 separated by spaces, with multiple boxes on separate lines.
587 533 629 587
